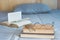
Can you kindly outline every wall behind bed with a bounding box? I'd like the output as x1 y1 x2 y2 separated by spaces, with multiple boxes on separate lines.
0 0 57 11
42 0 57 10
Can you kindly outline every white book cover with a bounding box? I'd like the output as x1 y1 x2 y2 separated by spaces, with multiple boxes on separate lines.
8 12 22 23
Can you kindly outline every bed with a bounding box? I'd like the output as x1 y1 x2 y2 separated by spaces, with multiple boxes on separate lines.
0 4 60 40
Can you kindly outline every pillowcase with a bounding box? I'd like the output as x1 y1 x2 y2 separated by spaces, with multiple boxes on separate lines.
14 3 51 14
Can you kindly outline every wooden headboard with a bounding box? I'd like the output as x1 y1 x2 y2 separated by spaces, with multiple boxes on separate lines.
0 0 57 11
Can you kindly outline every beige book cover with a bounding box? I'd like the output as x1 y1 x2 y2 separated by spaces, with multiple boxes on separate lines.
23 24 54 34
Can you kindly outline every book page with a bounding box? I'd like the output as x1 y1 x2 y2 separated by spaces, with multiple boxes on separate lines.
11 18 32 27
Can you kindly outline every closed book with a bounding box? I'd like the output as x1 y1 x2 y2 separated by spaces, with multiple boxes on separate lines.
23 24 54 34
20 33 54 38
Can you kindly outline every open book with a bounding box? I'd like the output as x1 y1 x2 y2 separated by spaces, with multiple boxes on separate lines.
0 18 32 28
0 12 32 28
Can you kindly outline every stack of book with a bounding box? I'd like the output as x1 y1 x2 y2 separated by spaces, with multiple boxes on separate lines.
20 24 54 38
